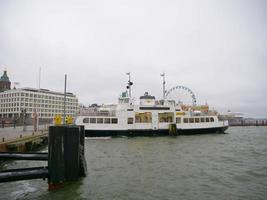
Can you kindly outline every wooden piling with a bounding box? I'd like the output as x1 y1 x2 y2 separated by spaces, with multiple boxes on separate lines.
48 125 87 190
48 126 65 190
64 126 80 181
169 124 177 136
79 126 87 177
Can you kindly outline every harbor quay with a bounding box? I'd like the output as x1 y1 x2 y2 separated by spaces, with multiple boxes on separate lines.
0 125 49 152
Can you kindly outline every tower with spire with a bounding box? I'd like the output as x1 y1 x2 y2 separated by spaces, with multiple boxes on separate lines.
0 70 11 92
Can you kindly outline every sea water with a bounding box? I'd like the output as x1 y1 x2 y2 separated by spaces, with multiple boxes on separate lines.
0 127 267 200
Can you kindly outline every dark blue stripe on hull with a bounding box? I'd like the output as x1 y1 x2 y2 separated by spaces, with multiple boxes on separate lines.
85 126 228 137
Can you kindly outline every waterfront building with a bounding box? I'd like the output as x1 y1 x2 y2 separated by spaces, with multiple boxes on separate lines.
0 87 79 119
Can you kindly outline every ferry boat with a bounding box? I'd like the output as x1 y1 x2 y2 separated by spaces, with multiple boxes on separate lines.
76 74 229 137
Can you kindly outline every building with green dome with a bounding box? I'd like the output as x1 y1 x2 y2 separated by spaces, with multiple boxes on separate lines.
0 70 11 92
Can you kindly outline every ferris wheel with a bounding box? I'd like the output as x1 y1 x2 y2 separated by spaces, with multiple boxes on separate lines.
165 85 197 106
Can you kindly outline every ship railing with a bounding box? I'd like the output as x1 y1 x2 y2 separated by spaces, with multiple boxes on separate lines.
77 111 116 117
190 111 218 116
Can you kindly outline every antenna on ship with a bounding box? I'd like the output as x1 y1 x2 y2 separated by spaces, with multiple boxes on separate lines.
126 72 133 97
160 73 166 99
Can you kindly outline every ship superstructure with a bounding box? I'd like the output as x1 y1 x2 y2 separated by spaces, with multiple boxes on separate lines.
76 75 228 137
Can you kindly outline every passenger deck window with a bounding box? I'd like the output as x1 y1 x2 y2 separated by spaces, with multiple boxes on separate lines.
195 118 200 123
135 112 152 123
83 118 89 123
158 112 173 123
189 118 194 123
90 118 96 123
104 118 110 124
111 118 118 124
97 118 103 123
128 117 134 124
210 117 214 122
176 117 181 123
184 118 188 123
201 118 205 122
206 118 210 122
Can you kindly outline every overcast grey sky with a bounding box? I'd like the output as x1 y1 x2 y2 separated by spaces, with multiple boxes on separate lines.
0 0 266 117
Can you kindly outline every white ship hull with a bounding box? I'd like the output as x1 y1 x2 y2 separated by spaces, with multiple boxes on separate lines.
76 94 229 137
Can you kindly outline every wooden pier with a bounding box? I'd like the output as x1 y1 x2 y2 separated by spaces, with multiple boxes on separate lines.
0 130 48 152
0 125 87 190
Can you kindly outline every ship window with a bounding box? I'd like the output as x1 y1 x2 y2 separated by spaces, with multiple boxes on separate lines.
158 112 173 123
206 118 210 122
201 118 205 122
189 118 194 123
135 112 152 123
104 118 110 124
111 118 118 124
97 118 103 123
128 117 134 124
195 118 200 123
90 118 96 123
176 117 181 123
210 117 214 122
83 118 90 123
184 118 189 123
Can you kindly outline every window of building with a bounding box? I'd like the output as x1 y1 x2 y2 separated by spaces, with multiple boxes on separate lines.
135 112 152 123
128 117 134 124
183 118 189 123
189 118 194 123
90 118 96 123
97 118 103 124
176 117 181 123
83 118 89 123
104 118 110 124
195 118 200 123
158 112 173 123
111 118 118 124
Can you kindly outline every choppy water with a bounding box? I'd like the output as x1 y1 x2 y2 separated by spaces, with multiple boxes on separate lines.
0 127 267 200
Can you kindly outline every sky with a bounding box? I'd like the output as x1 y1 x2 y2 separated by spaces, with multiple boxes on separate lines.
0 0 266 118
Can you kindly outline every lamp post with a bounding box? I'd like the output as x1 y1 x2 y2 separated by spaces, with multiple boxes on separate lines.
63 74 67 125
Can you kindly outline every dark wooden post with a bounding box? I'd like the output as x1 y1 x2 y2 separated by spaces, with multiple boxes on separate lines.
64 126 80 181
48 125 87 190
79 126 87 177
48 126 66 190
79 126 85 156
169 123 177 136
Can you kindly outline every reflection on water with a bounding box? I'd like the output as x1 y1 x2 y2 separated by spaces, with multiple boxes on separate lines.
0 127 267 200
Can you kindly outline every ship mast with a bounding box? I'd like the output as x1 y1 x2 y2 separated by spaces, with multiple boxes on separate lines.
126 72 133 98
160 73 166 99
